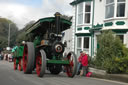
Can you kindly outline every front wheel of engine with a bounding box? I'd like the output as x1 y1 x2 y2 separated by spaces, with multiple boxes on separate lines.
65 51 77 78
36 50 46 77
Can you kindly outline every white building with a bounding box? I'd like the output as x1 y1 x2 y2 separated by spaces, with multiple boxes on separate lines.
70 0 128 57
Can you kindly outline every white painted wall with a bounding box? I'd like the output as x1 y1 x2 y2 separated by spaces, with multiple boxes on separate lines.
94 0 105 26
124 32 128 48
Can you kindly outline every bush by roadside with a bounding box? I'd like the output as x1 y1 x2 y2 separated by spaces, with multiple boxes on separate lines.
90 30 128 74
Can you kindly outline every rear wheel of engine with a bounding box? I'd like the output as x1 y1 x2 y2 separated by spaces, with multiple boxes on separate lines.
65 51 77 78
23 42 35 74
36 50 46 77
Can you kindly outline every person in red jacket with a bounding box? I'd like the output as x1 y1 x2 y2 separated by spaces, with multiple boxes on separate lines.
81 51 88 76
76 51 83 75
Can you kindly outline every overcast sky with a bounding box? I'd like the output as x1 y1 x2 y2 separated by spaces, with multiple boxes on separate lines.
0 0 73 29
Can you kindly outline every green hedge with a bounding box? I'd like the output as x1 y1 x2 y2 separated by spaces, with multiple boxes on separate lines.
94 30 128 74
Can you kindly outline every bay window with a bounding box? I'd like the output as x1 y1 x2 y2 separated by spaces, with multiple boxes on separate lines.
85 2 91 23
83 37 89 49
116 0 125 17
78 3 83 24
76 37 90 57
105 0 126 19
77 2 92 24
105 0 114 19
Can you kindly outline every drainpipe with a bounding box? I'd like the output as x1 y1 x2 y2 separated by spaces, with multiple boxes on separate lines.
91 0 95 57
74 5 77 53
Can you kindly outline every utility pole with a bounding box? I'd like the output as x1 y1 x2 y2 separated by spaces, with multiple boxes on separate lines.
8 23 13 48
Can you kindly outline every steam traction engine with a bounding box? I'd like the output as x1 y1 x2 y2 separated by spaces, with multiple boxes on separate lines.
23 12 77 77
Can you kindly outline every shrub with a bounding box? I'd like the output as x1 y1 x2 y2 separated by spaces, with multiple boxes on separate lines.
94 30 128 73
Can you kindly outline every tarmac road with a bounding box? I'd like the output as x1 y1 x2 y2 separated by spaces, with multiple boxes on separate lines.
0 60 127 85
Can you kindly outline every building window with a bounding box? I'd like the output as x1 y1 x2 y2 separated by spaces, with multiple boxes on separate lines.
105 0 126 19
116 35 124 43
77 37 82 48
78 3 83 24
83 37 89 48
105 0 114 19
84 2 91 23
77 37 82 57
116 0 125 17
77 2 92 24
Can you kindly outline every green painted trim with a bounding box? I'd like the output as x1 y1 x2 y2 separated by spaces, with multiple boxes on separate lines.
70 0 92 5
75 33 91 36
112 29 128 33
40 17 72 25
84 27 90 30
104 22 113 27
116 21 125 25
77 28 82 31
94 24 103 28
26 22 40 34
26 17 72 34
47 60 70 64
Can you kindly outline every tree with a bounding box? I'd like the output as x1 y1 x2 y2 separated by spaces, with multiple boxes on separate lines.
0 18 18 48
16 21 35 44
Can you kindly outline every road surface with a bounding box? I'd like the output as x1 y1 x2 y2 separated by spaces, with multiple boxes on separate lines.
0 60 127 85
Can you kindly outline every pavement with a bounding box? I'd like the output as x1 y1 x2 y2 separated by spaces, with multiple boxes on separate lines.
89 68 128 83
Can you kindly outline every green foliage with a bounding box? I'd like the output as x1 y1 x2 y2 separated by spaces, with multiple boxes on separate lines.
16 21 35 44
0 18 18 48
94 30 128 73
0 36 8 48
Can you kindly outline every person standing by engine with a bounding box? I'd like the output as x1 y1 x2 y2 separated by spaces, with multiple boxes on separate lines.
76 51 83 75
81 51 88 76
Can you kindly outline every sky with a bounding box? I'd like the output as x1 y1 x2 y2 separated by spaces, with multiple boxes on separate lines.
0 0 73 29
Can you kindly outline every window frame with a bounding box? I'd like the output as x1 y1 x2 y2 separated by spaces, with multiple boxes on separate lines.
116 0 126 17
105 0 115 19
116 34 124 43
84 2 92 24
77 37 82 49
77 2 92 25
105 0 126 19
76 36 90 56
77 3 84 25
83 37 89 49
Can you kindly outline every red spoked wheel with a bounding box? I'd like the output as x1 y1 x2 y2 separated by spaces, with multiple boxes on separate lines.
14 58 17 70
23 42 35 74
36 54 42 76
23 45 28 72
36 50 46 77
65 51 77 78
18 58 23 71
